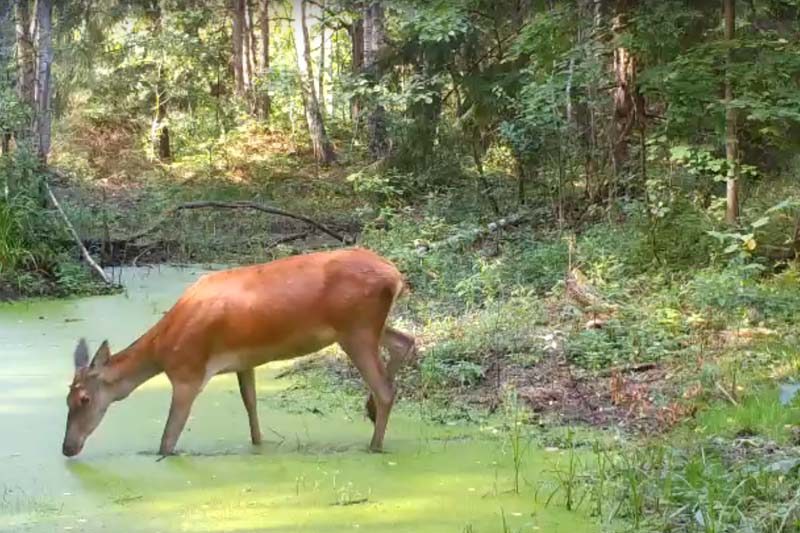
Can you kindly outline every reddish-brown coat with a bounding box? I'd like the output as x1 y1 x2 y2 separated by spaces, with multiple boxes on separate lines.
63 248 416 457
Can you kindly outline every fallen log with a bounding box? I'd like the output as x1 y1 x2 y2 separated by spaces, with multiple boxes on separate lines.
414 211 530 254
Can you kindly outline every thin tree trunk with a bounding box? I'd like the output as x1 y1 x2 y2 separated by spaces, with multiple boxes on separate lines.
318 0 325 115
292 0 335 164
247 0 257 88
364 1 388 159
14 0 35 144
349 17 364 125
148 5 170 161
610 0 643 180
259 0 270 120
152 64 171 161
33 0 53 164
242 0 253 104
231 0 246 97
575 0 600 199
724 0 739 223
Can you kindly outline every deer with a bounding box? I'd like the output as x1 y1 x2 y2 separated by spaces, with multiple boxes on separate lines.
62 248 416 458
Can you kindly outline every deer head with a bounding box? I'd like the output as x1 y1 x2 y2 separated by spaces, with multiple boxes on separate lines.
62 339 113 457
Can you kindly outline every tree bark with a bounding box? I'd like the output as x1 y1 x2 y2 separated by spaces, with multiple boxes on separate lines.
349 17 364 125
152 64 171 161
231 0 246 97
318 0 326 115
610 0 644 178
724 0 739 224
363 1 388 159
148 5 170 161
33 0 53 164
292 0 336 164
242 0 254 105
14 0 35 143
258 0 270 120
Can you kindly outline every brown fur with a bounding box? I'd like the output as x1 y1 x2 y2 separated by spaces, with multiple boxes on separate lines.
63 248 416 457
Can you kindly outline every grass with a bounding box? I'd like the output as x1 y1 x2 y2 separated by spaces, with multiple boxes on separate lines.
695 389 800 444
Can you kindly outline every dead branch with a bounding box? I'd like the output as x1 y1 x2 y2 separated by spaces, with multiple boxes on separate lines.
265 232 309 250
44 181 113 285
598 362 658 378
127 200 349 244
415 211 530 255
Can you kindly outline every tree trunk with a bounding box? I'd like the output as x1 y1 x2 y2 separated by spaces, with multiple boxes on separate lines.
724 0 739 224
152 64 171 161
258 0 270 121
231 0 246 97
33 0 53 164
292 0 336 164
610 0 643 178
349 17 364 125
147 5 170 161
14 0 35 144
247 0 257 88
364 1 388 159
242 0 254 104
318 0 325 116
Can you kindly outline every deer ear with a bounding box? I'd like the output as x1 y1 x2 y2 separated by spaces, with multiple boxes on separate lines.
90 340 111 369
74 338 90 370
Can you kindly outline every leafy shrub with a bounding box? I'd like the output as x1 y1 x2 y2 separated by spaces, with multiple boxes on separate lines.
566 304 692 370
419 298 545 388
690 264 800 325
502 235 569 294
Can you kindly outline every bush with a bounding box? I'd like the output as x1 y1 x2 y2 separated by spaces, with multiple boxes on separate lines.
690 264 800 325
419 298 545 388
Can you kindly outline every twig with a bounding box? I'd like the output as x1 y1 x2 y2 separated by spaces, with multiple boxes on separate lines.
126 200 349 244
131 245 155 267
266 232 310 250
44 181 113 285
598 362 657 378
331 498 369 507
716 381 739 406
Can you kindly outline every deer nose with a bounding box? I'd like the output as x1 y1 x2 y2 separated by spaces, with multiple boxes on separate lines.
62 442 81 457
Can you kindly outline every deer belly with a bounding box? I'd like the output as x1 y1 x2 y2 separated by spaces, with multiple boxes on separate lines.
205 327 338 377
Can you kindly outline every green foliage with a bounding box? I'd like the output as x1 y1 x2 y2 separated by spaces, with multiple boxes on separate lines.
0 152 109 299
0 87 29 137
566 310 691 370
690 264 800 325
419 297 544 390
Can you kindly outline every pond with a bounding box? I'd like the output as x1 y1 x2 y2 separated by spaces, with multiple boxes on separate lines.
0 266 601 532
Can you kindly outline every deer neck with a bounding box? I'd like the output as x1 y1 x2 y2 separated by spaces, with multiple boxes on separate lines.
101 341 161 401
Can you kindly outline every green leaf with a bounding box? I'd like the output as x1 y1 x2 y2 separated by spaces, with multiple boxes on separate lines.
751 217 770 229
724 243 741 254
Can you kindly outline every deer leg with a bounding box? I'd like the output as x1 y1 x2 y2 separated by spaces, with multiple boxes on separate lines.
366 327 416 424
159 380 202 456
340 331 394 452
237 368 262 445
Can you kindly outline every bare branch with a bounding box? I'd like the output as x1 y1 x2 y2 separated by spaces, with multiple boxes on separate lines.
128 200 349 244
44 181 113 285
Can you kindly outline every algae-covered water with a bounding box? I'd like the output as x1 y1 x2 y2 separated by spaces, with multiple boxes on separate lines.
0 267 600 533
